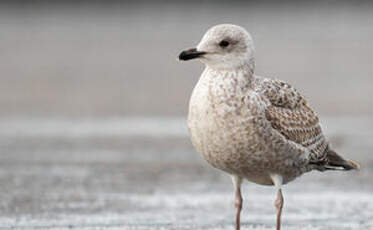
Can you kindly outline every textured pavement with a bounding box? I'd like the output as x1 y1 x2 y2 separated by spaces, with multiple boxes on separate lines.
0 117 372 230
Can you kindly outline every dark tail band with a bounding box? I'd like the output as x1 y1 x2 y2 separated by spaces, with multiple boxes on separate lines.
312 148 360 171
325 149 360 171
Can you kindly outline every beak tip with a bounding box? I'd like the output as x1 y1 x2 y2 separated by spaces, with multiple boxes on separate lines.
178 48 205 61
178 51 188 61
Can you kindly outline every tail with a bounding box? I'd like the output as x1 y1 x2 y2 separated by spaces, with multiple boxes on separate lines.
314 148 360 171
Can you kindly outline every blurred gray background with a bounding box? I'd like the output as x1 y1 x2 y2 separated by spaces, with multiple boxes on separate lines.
1 1 373 117
0 1 372 230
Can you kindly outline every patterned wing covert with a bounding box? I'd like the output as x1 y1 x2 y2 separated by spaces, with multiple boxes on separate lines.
260 79 328 161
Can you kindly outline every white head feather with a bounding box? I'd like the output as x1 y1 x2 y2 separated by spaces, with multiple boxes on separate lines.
196 24 255 72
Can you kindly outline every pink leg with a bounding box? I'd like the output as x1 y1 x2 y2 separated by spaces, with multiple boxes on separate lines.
270 174 284 230
232 176 243 230
275 189 284 230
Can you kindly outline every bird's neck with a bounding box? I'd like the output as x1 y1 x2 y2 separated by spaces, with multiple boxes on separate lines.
205 65 254 89
203 65 254 101
205 58 255 75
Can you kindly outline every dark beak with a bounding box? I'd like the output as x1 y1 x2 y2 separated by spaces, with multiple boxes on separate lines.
178 48 206 61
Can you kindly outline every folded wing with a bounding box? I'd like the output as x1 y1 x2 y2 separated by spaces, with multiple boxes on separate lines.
259 79 328 162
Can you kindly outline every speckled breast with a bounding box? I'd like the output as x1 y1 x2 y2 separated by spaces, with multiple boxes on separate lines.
188 71 268 179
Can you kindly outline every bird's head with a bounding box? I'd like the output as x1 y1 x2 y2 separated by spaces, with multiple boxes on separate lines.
179 24 255 72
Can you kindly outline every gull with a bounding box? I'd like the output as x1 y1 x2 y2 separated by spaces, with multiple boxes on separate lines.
178 24 359 230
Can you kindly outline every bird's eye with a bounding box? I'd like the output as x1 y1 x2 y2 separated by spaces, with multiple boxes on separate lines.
219 40 230 48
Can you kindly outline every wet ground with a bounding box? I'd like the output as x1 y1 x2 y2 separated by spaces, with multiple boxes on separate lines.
0 117 372 230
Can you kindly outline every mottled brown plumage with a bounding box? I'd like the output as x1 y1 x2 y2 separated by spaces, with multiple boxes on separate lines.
179 24 359 230
261 78 328 162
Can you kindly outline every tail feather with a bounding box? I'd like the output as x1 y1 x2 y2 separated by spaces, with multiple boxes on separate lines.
324 149 360 171
313 148 360 171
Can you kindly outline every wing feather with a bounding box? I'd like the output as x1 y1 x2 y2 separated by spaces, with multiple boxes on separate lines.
259 78 328 161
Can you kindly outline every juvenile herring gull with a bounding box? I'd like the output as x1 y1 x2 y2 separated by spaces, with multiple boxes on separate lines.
178 24 359 230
